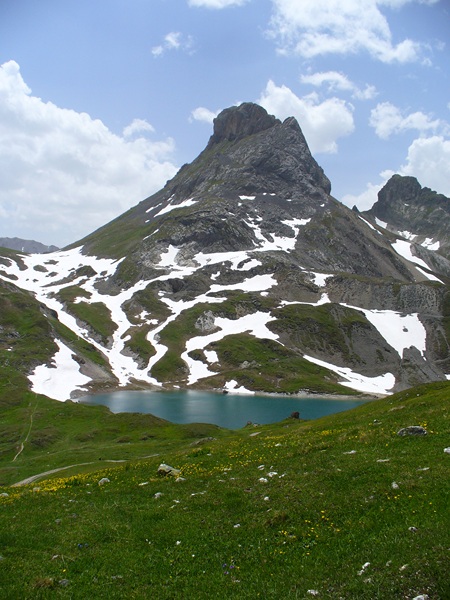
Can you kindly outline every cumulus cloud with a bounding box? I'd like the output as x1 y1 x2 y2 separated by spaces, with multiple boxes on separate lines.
188 0 250 8
300 71 377 100
343 133 450 211
0 60 178 247
123 118 155 138
152 31 195 57
258 80 354 154
341 182 385 211
268 0 431 63
370 101 444 139
396 135 450 195
190 106 220 123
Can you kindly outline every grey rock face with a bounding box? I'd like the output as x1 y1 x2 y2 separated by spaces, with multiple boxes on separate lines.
207 102 280 146
364 174 450 262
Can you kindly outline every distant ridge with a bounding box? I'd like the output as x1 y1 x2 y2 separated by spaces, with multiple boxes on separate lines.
0 237 59 254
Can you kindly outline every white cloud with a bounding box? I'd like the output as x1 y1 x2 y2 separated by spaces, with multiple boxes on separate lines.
152 31 195 57
190 106 220 123
300 71 377 100
188 0 249 8
123 118 155 138
343 133 450 212
268 0 431 63
258 80 354 154
0 60 178 247
370 101 444 139
396 135 450 195
341 181 385 211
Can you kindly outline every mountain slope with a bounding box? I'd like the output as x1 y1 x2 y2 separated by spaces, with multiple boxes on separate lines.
0 103 449 400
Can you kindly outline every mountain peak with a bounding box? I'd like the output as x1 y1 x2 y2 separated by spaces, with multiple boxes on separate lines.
207 102 280 147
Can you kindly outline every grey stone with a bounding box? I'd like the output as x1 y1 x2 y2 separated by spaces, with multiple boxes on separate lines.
157 463 181 477
397 426 427 436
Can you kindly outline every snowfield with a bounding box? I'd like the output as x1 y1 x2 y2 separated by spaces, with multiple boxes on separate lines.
0 197 444 400
29 339 91 401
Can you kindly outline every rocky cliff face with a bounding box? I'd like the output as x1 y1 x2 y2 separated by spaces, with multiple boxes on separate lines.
1 103 449 400
363 175 450 264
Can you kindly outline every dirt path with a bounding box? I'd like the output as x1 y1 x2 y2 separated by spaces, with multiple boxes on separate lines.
11 455 159 487
12 395 39 462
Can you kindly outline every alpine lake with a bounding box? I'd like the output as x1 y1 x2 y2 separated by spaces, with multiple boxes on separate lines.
79 389 369 430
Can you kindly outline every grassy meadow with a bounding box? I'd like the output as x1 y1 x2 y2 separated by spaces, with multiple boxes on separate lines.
0 381 449 599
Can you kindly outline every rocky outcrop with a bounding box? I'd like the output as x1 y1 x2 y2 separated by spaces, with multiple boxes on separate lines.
207 102 280 146
364 175 450 261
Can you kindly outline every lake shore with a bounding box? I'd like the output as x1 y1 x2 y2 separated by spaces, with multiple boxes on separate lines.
77 383 385 403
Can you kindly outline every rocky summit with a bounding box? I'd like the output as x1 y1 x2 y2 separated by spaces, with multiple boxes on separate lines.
0 103 449 402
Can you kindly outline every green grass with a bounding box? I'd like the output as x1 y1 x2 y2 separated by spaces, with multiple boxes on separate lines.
122 325 156 365
202 334 357 395
60 301 117 346
270 303 373 363
0 381 448 599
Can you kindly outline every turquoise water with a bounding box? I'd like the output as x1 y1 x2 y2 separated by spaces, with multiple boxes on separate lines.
79 390 368 429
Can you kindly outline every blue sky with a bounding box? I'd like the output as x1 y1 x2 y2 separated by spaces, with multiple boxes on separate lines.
0 0 449 247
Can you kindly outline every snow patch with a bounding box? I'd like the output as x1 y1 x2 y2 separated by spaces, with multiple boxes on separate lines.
154 197 198 217
304 355 395 395
310 272 332 287
224 379 255 394
343 304 427 358
29 339 91 401
422 238 440 251
391 240 441 281
158 245 180 267
375 218 388 229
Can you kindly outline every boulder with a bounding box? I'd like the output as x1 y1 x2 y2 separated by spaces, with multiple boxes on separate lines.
397 426 427 436
157 463 181 477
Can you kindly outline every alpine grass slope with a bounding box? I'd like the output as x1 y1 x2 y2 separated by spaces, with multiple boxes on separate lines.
0 103 449 402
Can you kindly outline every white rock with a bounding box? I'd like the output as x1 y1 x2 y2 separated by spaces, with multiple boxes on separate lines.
444 447 450 454
358 562 370 575
98 478 110 486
